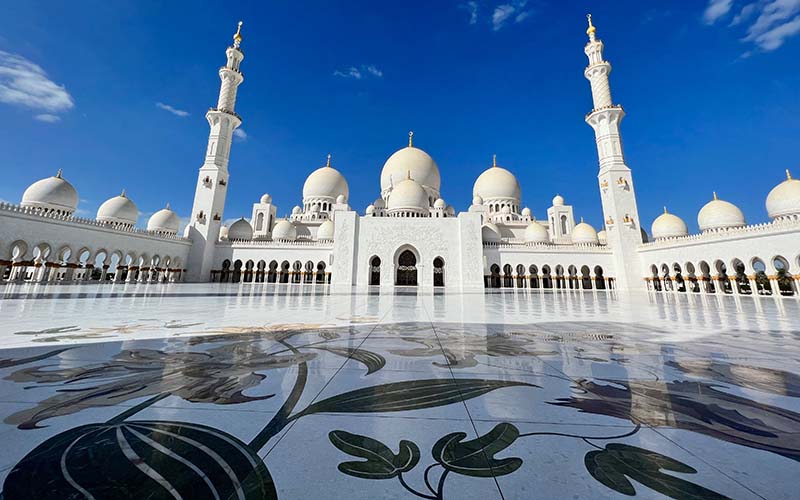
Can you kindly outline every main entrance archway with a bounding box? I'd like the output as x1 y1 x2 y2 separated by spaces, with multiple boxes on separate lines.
396 250 418 286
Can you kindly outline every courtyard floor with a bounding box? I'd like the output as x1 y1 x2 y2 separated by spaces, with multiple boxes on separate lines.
0 283 798 499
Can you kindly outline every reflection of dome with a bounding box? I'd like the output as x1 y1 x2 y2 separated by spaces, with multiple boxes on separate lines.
571 219 598 244
97 190 138 226
387 176 429 212
651 207 688 240
597 230 607 245
147 203 180 234
219 225 229 240
552 194 564 206
433 198 446 209
698 193 745 231
260 193 272 204
473 157 521 201
317 220 334 240
21 169 79 214
481 222 501 242
271 219 296 241
766 170 800 219
524 221 549 243
228 218 253 240
380 137 441 194
302 156 349 200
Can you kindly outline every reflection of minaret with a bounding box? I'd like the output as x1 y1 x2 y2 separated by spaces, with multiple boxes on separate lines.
186 22 246 282
583 15 643 291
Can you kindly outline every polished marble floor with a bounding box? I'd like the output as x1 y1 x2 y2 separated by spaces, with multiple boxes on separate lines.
0 283 798 499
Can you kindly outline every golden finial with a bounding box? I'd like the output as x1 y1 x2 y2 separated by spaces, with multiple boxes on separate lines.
326 154 332 167
492 154 497 168
787 169 793 180
663 206 668 214
712 191 718 200
408 131 414 147
586 14 596 40
55 168 63 178
233 21 243 48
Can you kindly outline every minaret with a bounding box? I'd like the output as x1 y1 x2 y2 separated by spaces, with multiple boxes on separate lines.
185 22 246 282
583 14 643 291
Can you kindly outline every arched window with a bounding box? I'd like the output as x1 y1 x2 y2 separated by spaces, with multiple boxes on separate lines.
502 264 513 288
489 264 501 288
580 265 592 289
316 261 327 283
280 261 290 283
396 250 417 286
255 212 264 231
560 215 568 235
267 260 278 283
370 256 381 286
433 257 444 287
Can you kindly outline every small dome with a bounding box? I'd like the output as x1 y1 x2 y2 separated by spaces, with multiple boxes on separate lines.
524 220 549 243
373 198 386 209
698 193 746 231
380 137 441 194
651 208 688 240
473 157 521 201
292 205 302 215
21 169 79 214
597 230 607 244
147 203 180 234
387 176 429 211
365 204 375 215
481 222 501 242
766 170 800 219
446 204 455 215
521 207 531 217
260 193 272 204
472 195 483 206
336 194 347 204
571 219 598 244
302 156 349 201
97 190 138 226
228 218 253 240
317 220 334 241
219 225 229 240
552 194 565 207
271 219 296 241
433 198 446 209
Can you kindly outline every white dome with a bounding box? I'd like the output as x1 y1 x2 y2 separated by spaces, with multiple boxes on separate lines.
766 170 800 219
651 208 688 240
472 195 483 206
571 219 598 244
481 222 501 242
228 218 253 240
317 220 334 240
473 158 521 201
380 141 441 194
292 205 302 215
336 194 347 204
96 190 138 226
365 204 375 215
524 221 549 243
597 230 607 244
20 169 78 214
302 157 349 200
373 198 385 209
698 193 745 231
521 207 531 217
552 194 565 207
446 204 455 215
147 204 180 234
271 219 296 241
260 193 272 204
433 198 446 209
387 176 429 211
219 225 229 240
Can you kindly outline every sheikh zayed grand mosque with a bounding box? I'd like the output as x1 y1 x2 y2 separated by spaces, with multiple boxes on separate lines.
1 17 799 296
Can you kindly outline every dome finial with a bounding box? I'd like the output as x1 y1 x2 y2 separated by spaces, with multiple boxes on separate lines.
787 169 793 180
580 216 584 223
492 154 497 168
165 202 171 210
586 14 597 41
120 188 127 198
326 153 332 168
712 191 718 200
408 130 413 147
233 21 243 48
55 168 63 178
406 169 412 180
663 206 668 214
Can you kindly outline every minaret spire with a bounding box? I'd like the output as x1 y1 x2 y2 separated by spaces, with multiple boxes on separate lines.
408 131 414 147
492 154 497 168
326 154 332 168
586 14 596 42
233 21 243 48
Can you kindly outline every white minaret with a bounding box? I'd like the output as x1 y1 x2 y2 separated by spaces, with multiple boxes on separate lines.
185 22 246 282
583 15 643 291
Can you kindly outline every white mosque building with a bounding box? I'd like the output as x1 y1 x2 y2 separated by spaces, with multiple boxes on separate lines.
1 17 799 297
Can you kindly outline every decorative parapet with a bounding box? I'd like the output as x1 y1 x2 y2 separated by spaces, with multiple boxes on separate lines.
639 219 800 251
222 239 334 248
0 202 190 242
483 241 611 253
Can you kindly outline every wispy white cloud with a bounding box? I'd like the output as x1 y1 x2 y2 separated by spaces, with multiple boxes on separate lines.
233 128 247 141
704 0 734 24
492 1 531 31
333 64 383 80
0 50 74 121
460 1 479 25
156 102 189 117
34 113 60 123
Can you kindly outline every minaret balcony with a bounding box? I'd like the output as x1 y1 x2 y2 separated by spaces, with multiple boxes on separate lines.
585 104 624 120
208 107 242 121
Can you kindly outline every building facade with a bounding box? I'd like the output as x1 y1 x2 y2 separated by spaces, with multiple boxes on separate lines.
1 18 799 297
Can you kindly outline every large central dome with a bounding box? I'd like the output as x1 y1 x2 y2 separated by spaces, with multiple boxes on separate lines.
380 133 441 196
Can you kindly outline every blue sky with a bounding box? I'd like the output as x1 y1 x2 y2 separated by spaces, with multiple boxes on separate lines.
1 0 798 233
